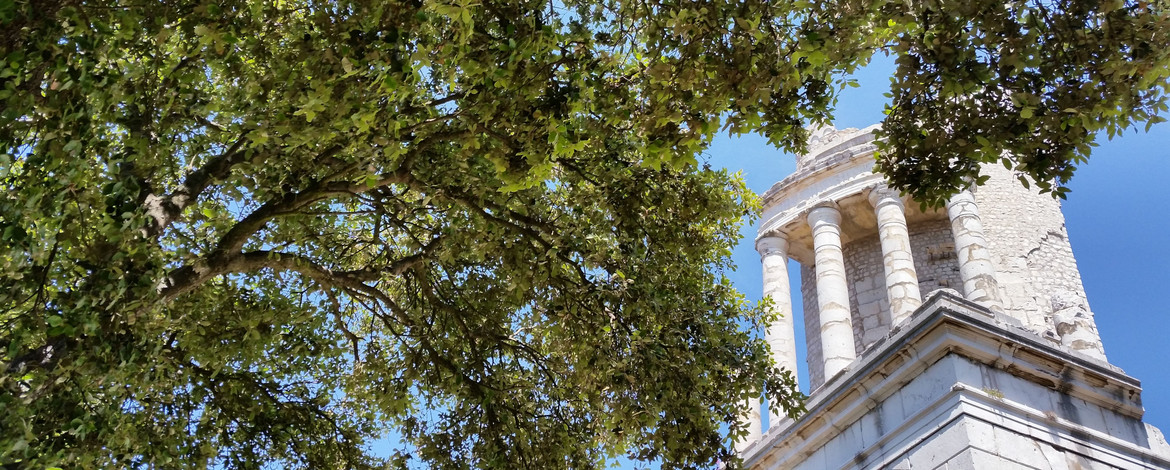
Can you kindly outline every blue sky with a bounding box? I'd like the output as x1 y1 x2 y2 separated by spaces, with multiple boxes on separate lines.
705 56 1170 432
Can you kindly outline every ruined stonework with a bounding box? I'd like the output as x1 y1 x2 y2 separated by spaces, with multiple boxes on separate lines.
736 124 1169 468
973 164 1106 359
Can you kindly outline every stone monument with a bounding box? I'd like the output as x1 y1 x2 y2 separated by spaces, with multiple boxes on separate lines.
737 125 1170 469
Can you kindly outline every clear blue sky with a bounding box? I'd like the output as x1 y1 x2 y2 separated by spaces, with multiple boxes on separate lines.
705 56 1170 432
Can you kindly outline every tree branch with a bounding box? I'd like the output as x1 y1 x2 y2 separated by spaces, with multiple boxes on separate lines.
205 146 412 258
141 132 251 238
152 128 474 306
156 232 439 304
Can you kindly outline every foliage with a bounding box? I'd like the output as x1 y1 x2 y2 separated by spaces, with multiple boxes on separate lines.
0 0 1164 468
874 0 1170 205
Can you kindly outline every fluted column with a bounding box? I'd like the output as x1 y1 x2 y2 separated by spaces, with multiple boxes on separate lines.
868 187 923 326
735 395 763 453
757 233 798 424
807 203 856 379
946 189 1003 311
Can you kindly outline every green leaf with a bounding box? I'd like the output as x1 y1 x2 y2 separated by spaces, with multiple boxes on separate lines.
1146 115 1166 131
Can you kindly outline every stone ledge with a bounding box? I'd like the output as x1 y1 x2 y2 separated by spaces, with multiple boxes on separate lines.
741 291 1154 468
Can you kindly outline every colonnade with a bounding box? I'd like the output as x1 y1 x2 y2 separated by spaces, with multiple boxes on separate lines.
738 186 1001 447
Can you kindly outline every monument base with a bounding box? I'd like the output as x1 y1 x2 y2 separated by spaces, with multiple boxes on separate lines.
742 292 1170 469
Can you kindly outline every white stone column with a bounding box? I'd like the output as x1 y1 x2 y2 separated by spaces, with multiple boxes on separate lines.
757 233 798 424
946 189 1004 311
868 187 923 326
735 396 763 453
807 203 856 379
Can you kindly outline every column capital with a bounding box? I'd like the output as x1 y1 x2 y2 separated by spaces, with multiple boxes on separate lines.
867 185 905 210
945 188 977 209
806 201 842 227
755 232 790 257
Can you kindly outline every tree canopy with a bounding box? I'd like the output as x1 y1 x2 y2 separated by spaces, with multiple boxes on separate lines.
1 0 1165 468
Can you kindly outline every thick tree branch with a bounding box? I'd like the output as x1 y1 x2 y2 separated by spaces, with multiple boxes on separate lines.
446 191 590 285
4 337 70 375
153 130 467 305
156 231 440 303
208 148 410 257
141 132 251 237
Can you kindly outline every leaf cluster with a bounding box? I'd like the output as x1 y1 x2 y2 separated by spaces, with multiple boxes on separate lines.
0 0 1165 468
872 0 1170 205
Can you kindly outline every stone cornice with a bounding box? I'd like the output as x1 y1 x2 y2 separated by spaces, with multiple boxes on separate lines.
760 124 882 210
741 290 1146 468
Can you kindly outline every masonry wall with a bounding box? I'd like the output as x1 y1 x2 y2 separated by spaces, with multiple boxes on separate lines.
838 219 966 359
972 165 1106 359
908 219 964 298
842 233 889 355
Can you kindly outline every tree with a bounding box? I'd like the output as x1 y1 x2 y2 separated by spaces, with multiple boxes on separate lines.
874 0 1170 206
0 0 1164 468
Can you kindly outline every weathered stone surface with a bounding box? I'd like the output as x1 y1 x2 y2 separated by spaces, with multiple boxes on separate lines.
1051 290 1106 361
947 189 1005 312
745 124 1134 464
741 296 1170 470
869 186 923 326
807 203 857 380
758 233 800 424
972 164 1107 357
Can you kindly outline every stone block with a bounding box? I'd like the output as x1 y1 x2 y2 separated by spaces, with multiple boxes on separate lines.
958 416 997 454
857 411 882 451
1103 408 1144 445
897 359 953 414
906 420 969 470
855 277 874 292
991 425 1049 469
862 312 881 330
877 395 907 437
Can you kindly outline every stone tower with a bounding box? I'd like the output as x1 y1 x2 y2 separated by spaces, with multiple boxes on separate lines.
737 125 1170 469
